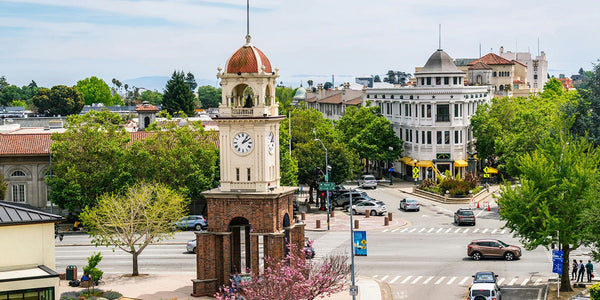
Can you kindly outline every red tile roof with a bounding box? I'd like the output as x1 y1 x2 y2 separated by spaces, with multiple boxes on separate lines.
319 92 342 104
135 103 159 112
226 45 272 74
0 133 51 156
468 61 492 70
468 53 514 66
344 97 362 105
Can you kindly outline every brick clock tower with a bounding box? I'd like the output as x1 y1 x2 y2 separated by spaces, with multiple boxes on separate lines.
192 35 305 297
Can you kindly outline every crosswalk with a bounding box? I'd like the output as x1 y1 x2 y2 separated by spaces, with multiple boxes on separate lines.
381 226 509 235
372 274 548 287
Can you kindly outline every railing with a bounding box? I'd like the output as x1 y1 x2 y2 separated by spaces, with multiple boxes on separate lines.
232 108 254 117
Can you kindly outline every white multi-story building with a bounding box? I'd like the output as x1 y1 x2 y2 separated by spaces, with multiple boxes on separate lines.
498 46 548 90
366 49 492 181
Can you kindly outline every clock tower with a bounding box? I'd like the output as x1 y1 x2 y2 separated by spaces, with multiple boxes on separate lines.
192 34 305 297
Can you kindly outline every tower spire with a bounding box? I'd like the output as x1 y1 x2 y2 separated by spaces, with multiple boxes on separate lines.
438 24 442 50
245 0 251 44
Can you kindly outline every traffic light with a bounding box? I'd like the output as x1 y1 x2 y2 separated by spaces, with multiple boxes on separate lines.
319 192 326 210
315 167 321 179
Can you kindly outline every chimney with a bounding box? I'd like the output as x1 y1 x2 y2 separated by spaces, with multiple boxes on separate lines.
317 83 323 99
500 46 504 54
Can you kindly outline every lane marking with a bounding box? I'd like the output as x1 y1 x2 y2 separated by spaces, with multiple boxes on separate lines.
497 278 505 285
491 229 497 234
500 229 507 234
476 209 485 217
419 228 426 233
473 228 479 233
463 229 470 234
454 228 461 233
389 275 401 284
401 228 409 233
447 276 457 285
445 228 452 233
436 228 443 233
482 228 488 233
508 277 518 285
521 278 529 286
434 276 446 285
534 278 542 285
459 276 470 285
391 228 400 232
381 275 389 281
409 228 417 233
423 276 434 284
411 276 422 284
401 276 413 284
382 229 389 232
427 228 434 233
373 275 379 278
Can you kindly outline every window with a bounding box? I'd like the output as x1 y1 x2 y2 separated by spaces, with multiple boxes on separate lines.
404 104 410 116
421 104 425 118
422 131 425 144
391 95 394 99
416 130 419 143
382 95 386 99
454 104 460 117
11 170 25 177
534 74 538 79
444 131 450 144
374 95 378 99
444 77 449 85
399 129 403 140
453 77 458 85
247 168 251 181
367 94 370 98
427 131 432 144
409 130 413 142
493 71 497 77
236 168 240 181
398 103 401 115
436 104 450 122
426 105 431 118
409 95 413 100
405 129 410 142
454 130 459 144
12 184 25 202
436 131 442 144
436 77 441 85
426 77 431 85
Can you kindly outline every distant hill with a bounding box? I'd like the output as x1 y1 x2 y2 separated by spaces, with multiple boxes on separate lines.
123 76 217 92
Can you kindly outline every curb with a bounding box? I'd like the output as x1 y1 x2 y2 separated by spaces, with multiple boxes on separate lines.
56 241 188 247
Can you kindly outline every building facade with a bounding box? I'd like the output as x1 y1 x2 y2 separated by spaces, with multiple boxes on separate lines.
304 83 364 120
498 46 549 90
366 49 492 180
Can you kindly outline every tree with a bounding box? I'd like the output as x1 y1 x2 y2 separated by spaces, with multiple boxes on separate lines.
383 70 396 84
0 173 7 200
80 182 188 276
185 72 198 92
336 105 403 174
307 80 313 89
215 244 349 300
0 76 8 90
498 131 600 292
395 71 412 85
323 82 333 90
373 75 381 82
0 85 22 106
32 85 84 117
570 61 600 146
163 70 196 116
197 85 221 109
76 76 121 106
276 86 295 115
140 90 163 106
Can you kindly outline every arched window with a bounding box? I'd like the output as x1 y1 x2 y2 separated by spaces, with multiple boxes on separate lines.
10 170 26 203
11 170 26 177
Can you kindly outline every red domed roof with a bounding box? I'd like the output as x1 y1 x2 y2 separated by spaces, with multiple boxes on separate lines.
225 37 272 74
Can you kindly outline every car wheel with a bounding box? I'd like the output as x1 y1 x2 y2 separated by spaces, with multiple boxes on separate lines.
352 209 358 215
472 222 476 226
193 247 197 254
370 210 377 216
194 224 203 231
472 252 482 261
504 252 515 261
416 208 420 212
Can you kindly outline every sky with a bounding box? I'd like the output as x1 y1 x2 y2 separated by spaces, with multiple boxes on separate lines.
1 0 599 90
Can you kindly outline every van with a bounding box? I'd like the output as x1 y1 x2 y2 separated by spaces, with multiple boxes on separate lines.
358 174 377 189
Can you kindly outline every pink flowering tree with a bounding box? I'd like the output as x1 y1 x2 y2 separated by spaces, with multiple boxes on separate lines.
215 243 350 300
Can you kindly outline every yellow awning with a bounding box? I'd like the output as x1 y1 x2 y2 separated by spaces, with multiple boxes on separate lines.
399 157 415 166
454 159 468 167
416 160 433 168
488 167 498 174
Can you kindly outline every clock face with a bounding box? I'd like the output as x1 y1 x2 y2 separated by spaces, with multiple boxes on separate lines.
233 132 253 154
267 132 275 153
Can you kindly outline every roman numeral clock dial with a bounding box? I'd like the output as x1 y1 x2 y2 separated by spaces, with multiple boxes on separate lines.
232 132 253 154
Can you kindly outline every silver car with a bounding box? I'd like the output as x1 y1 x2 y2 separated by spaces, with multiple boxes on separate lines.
358 174 377 189
350 200 387 216
399 198 420 211
186 239 197 253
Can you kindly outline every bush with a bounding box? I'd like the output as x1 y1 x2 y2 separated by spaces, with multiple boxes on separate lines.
103 291 123 300
83 252 103 283
590 282 600 299
59 291 80 300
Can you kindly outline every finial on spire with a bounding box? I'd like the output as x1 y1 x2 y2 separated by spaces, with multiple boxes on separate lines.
438 24 442 50
245 34 252 45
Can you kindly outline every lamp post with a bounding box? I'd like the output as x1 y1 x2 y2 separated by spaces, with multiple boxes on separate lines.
314 138 330 231
349 193 357 299
388 146 393 185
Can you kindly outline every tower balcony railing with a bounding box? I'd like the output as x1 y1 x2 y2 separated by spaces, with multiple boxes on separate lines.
232 108 254 116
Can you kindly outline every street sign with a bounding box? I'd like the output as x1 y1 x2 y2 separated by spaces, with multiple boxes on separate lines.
319 182 335 191
483 166 490 173
349 285 358 296
552 250 564 274
483 174 490 178
413 167 419 174
354 230 367 256
388 168 394 172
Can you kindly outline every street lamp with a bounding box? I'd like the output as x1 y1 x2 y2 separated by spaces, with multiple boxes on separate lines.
388 147 393 185
349 193 357 299
314 137 330 231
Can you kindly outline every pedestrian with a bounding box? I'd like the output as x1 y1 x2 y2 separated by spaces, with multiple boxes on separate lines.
586 260 594 282
572 259 578 280
577 259 586 282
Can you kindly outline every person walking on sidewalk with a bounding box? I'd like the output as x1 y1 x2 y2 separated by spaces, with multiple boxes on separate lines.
586 260 594 282
572 259 578 280
577 260 586 282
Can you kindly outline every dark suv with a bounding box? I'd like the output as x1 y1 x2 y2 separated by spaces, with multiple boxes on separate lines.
454 208 476 226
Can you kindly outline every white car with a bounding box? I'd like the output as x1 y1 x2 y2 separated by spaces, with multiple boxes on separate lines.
467 282 502 300
186 239 197 253
350 200 387 216
358 175 377 189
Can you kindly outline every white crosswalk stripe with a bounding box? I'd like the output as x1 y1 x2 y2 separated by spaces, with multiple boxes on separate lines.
372 274 549 287
382 226 512 235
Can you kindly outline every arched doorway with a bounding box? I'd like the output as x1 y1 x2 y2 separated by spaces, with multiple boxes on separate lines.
283 213 290 256
228 217 251 274
144 116 150 128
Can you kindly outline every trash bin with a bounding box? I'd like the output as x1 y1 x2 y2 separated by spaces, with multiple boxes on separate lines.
66 265 77 280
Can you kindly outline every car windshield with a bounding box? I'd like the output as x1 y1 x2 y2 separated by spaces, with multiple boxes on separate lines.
474 273 495 283
364 176 375 180
407 200 417 204
458 210 474 216
471 290 491 296
497 240 509 247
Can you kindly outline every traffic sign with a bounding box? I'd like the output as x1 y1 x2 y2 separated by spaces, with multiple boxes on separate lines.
483 174 490 178
349 285 358 296
413 173 419 179
388 168 394 172
552 250 563 274
483 166 490 173
319 182 335 191
413 167 419 174
552 250 564 259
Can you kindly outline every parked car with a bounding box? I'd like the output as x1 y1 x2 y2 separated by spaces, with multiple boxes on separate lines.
467 239 522 261
176 215 207 231
358 174 377 189
399 198 420 211
186 239 197 253
334 191 368 207
332 185 352 198
304 240 315 259
454 208 476 226
350 200 387 216
467 282 502 300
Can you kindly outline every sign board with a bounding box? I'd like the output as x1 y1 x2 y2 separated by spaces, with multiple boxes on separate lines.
388 168 394 172
319 182 335 191
483 166 490 173
552 250 564 274
354 230 367 256
483 174 490 178
413 167 419 174
349 285 358 296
